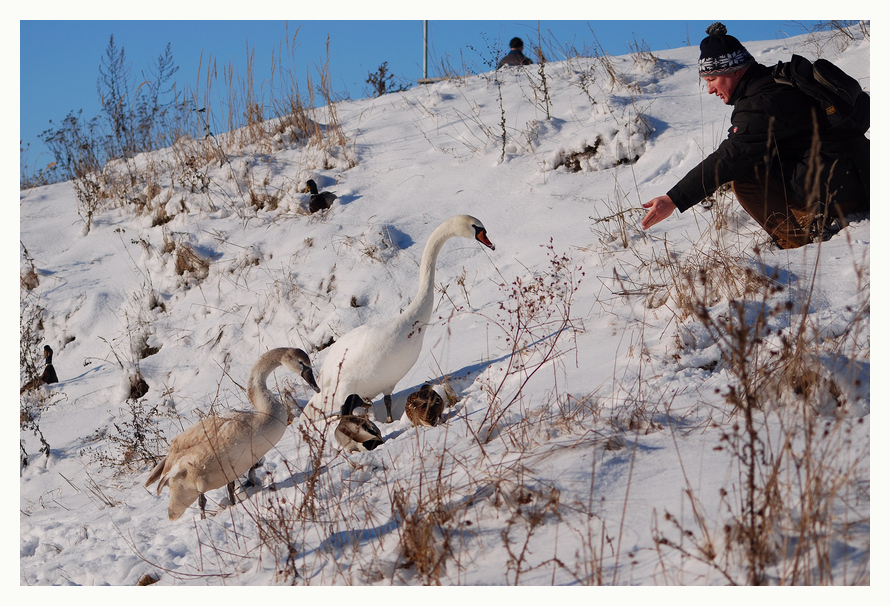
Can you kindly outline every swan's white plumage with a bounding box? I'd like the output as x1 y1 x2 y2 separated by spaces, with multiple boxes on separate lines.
305 215 494 422
145 347 319 520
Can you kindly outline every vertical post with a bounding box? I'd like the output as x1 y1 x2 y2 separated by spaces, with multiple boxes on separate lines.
423 20 428 80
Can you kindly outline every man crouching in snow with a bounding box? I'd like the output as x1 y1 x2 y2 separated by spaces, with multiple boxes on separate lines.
641 22 869 249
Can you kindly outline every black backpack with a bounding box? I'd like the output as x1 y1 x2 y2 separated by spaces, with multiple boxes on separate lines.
773 54 870 135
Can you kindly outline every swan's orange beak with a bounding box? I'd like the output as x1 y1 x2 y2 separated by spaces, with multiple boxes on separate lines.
474 227 495 251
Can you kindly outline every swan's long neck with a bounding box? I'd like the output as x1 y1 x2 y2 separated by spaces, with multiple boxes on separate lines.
402 220 456 325
247 348 288 419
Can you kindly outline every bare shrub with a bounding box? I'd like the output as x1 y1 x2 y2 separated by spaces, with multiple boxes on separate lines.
256 493 307 585
627 35 658 69
588 185 647 249
587 32 621 92
33 36 189 191
493 70 508 162
87 395 168 473
174 242 211 281
391 482 456 585
172 146 212 193
499 483 563 585
294 419 332 519
365 61 409 98
791 20 870 57
309 37 355 167
42 112 108 233
20 243 40 292
248 183 281 212
20 295 48 390
20 390 55 468
19 282 59 468
652 234 870 584
528 26 552 120
666 250 774 322
478 242 584 441
20 141 57 190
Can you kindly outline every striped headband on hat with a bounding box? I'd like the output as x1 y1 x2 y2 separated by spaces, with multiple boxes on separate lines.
699 22 755 76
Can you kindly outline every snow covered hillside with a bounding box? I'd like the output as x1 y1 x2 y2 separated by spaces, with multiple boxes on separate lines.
20 27 870 586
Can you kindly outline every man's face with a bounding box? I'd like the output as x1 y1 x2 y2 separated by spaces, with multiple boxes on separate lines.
704 72 741 104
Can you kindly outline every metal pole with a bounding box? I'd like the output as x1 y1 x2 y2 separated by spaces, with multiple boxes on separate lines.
423 20 428 80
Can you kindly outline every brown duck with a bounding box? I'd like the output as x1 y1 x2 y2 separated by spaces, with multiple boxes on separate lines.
405 383 445 427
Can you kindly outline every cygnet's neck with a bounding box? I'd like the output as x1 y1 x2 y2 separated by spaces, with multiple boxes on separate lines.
247 348 288 418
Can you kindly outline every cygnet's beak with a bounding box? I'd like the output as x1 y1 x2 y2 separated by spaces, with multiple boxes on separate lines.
302 367 321 393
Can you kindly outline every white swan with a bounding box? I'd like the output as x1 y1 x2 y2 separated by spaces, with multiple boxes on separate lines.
145 347 320 520
305 214 495 422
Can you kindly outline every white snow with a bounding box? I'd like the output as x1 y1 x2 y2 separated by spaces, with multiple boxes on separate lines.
19 28 870 588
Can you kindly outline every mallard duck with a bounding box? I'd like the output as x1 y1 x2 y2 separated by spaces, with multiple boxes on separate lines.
20 344 58 393
334 394 384 452
41 345 58 385
304 215 495 423
307 179 337 213
145 347 320 520
405 383 445 427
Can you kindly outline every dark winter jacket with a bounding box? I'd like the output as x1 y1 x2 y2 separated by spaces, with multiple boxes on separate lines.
497 49 533 69
667 62 869 212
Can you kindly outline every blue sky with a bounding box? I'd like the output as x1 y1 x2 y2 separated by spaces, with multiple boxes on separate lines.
20 19 823 176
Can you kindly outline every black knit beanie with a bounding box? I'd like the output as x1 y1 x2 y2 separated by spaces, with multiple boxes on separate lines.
698 22 755 76
509 37 524 50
